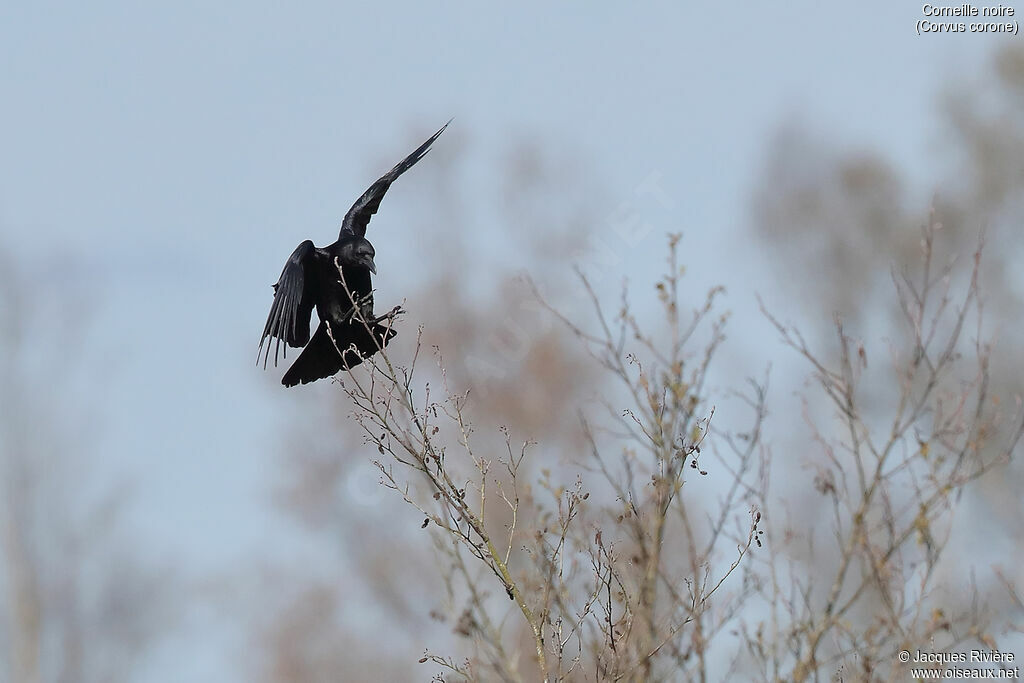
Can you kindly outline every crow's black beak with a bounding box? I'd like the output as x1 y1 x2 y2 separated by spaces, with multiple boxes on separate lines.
362 255 377 274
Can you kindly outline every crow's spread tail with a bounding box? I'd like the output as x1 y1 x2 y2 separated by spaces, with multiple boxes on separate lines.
282 321 397 387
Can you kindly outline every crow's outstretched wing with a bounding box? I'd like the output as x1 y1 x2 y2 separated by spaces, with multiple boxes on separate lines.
258 240 317 369
339 120 450 239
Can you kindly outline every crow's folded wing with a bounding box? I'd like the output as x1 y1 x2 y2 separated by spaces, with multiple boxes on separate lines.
258 240 317 368
339 120 450 239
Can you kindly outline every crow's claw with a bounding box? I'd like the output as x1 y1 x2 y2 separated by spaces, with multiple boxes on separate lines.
374 305 405 324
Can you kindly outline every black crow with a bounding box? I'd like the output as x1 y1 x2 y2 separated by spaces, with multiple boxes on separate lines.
259 121 449 386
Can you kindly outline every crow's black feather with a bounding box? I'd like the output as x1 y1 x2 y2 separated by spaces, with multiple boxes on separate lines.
339 120 450 239
258 122 448 386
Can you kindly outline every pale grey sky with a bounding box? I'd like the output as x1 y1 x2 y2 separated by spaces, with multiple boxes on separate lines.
0 3 1007 680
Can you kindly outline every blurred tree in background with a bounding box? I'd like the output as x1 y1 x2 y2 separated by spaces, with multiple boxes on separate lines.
0 253 179 683
751 39 1024 658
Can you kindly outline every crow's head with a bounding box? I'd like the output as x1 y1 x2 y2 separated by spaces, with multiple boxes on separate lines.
338 237 377 274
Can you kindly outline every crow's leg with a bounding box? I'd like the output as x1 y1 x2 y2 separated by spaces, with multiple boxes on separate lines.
339 292 376 325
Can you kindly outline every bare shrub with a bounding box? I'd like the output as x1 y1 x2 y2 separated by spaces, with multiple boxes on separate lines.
328 233 766 682
321 213 1020 682
745 216 1023 681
